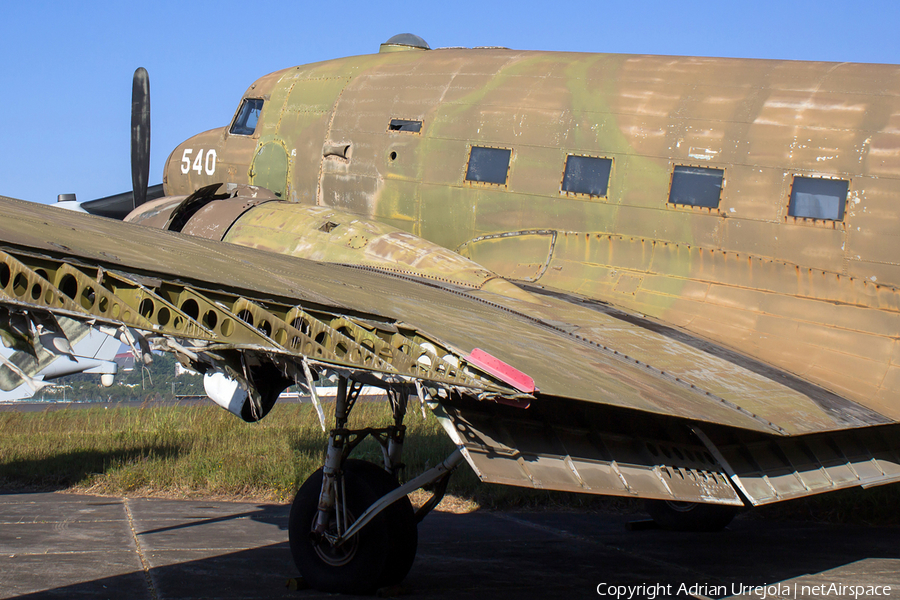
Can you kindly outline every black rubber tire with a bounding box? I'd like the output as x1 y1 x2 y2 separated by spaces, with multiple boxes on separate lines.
343 460 418 587
645 500 738 532
288 460 417 594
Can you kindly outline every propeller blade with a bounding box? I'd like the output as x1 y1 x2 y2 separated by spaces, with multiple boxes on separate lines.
131 67 150 212
59 68 159 220
77 184 165 219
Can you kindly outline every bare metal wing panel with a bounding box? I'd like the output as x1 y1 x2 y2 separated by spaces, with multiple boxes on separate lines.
0 195 889 436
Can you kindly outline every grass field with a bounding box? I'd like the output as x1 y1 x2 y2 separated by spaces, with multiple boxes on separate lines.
0 401 614 510
1 401 899 524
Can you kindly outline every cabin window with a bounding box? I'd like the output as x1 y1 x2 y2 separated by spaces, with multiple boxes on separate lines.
388 119 422 133
668 165 724 208
788 176 849 221
466 146 512 185
230 98 264 136
561 155 612 197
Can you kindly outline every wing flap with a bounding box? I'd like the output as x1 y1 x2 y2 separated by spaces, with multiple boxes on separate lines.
431 402 744 505
697 425 900 506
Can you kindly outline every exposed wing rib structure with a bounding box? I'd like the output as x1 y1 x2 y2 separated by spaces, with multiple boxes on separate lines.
0 197 523 422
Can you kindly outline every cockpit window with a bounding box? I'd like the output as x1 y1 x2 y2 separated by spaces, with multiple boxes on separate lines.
230 98 264 136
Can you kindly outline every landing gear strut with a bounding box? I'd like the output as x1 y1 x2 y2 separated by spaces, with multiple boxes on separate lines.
288 376 457 594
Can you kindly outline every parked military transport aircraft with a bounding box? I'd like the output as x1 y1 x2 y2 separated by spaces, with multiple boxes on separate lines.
3 33 900 593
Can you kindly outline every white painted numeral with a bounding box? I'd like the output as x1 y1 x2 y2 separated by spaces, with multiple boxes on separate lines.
180 149 192 174
180 148 217 176
204 150 217 175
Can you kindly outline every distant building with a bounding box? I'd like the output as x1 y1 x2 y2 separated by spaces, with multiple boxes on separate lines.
113 352 135 372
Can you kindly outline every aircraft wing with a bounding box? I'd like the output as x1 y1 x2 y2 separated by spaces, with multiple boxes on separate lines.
1 194 898 507
0 322 119 401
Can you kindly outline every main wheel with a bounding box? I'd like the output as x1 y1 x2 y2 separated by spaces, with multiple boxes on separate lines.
645 500 738 532
343 460 417 587
288 460 417 594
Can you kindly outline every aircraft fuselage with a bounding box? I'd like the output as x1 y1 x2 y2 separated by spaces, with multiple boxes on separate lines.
156 44 900 421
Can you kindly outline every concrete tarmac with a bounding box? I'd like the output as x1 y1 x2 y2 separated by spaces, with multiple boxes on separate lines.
0 492 898 600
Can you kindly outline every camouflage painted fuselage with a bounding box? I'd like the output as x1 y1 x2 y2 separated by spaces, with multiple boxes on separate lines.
162 45 900 421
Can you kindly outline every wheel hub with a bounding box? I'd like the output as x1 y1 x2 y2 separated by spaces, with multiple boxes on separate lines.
310 512 359 567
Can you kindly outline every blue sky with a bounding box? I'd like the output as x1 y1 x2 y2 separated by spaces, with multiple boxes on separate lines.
2 0 898 204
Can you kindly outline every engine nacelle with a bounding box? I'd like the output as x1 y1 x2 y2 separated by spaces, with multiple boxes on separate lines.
126 184 539 304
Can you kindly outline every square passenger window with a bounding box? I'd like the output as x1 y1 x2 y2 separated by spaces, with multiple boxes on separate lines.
562 155 612 197
230 98 264 136
388 119 422 133
668 165 724 208
788 176 849 221
465 147 511 185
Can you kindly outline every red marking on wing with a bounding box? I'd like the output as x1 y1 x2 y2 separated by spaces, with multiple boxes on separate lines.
467 348 536 394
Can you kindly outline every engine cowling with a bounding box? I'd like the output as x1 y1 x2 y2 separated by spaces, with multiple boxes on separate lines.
126 184 540 304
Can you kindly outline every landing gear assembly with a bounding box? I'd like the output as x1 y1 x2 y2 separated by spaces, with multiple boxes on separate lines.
288 376 460 595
